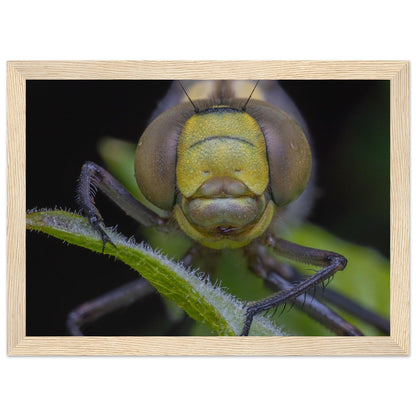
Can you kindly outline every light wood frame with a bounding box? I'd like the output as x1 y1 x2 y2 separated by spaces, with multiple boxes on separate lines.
7 61 409 356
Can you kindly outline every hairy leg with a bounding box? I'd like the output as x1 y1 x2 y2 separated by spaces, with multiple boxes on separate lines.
242 234 349 336
77 161 167 251
246 243 363 336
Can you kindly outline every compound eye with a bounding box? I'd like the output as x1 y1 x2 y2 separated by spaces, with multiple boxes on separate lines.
135 102 195 211
245 101 312 207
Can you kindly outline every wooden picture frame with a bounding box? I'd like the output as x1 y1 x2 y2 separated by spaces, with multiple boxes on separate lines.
7 60 409 355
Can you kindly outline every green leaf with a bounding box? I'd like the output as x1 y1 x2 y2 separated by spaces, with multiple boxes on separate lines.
26 209 284 336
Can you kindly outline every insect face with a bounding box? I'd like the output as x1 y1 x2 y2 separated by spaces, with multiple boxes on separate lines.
135 81 313 250
174 106 275 249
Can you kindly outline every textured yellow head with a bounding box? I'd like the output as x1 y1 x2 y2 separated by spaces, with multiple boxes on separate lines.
174 107 275 249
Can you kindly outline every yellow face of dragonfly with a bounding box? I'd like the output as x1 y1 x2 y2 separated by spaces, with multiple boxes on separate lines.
174 107 274 249
135 82 312 249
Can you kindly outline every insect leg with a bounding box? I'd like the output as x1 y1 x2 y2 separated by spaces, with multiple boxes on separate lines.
66 245 200 335
266 271 363 335
78 161 167 251
314 288 390 334
241 235 348 336
277 264 390 334
246 244 363 336
66 279 154 335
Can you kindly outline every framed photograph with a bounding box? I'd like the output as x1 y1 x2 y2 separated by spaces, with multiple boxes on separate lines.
7 61 409 355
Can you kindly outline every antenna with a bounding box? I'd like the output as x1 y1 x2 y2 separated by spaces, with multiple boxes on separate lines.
178 81 199 113
241 80 260 111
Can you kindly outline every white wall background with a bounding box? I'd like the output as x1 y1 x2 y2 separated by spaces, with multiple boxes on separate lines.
1 1 414 415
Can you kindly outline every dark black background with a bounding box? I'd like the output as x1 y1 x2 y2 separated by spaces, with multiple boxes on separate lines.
26 80 390 335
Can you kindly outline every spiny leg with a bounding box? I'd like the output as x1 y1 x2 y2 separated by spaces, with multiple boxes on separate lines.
246 243 363 336
241 234 348 336
266 271 363 335
273 260 390 334
77 161 167 252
